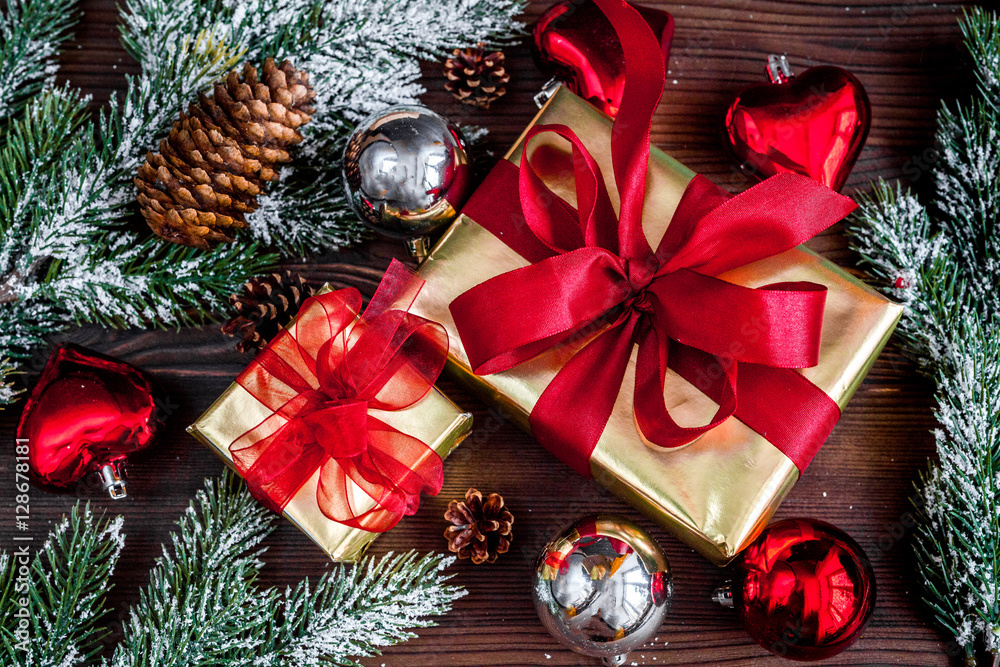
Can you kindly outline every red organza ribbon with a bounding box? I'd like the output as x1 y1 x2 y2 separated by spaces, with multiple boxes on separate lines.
450 0 857 477
230 260 448 532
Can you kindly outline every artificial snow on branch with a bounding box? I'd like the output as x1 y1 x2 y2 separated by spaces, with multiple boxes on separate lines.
0 472 466 667
847 8 1000 663
0 0 81 123
0 0 524 406
0 504 125 667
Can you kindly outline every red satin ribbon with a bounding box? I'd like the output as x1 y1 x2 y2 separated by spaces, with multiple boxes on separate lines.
230 259 448 532
450 0 856 476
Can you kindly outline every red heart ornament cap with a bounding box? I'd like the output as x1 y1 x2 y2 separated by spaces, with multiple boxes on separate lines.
725 54 871 192
16 343 165 498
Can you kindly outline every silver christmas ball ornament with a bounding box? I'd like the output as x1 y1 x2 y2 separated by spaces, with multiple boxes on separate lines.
532 514 672 666
342 105 472 258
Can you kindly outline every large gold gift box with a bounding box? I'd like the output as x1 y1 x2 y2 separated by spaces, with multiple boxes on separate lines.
189 285 473 562
411 85 902 565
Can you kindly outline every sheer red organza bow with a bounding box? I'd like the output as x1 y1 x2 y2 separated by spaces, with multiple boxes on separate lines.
449 0 857 477
230 260 448 532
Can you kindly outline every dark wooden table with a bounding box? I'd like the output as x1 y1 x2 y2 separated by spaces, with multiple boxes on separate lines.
0 1 973 665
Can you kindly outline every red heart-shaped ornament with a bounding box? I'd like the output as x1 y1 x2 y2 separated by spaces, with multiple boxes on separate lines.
16 344 165 498
725 55 871 191
533 0 673 118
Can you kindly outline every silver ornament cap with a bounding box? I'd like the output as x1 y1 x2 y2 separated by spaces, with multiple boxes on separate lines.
342 105 472 258
97 461 127 499
532 514 672 665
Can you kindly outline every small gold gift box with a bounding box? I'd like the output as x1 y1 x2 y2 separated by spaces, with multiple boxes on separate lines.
189 285 473 562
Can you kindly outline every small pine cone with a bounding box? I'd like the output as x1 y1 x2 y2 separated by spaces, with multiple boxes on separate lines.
221 271 315 352
443 44 509 109
444 488 513 564
136 59 316 249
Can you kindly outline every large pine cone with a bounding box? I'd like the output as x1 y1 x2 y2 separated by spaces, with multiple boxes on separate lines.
444 488 513 564
443 44 509 109
136 59 315 249
221 271 315 352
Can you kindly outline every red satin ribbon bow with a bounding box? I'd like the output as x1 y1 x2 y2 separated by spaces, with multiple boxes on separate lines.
450 0 858 477
230 260 448 532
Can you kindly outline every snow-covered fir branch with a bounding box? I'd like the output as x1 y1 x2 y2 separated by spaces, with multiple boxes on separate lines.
847 8 1000 663
264 552 465 666
108 471 465 667
914 313 1000 654
38 33 274 328
0 25 263 378
0 0 81 123
109 471 277 667
0 0 524 404
0 474 465 666
0 41 277 347
0 504 125 667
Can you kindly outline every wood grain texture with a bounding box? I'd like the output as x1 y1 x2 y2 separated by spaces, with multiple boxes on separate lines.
0 1 972 665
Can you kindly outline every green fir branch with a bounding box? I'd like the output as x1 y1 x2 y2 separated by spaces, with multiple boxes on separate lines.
934 98 1000 304
0 297 62 363
0 88 107 321
0 551 18 657
0 504 125 667
0 0 523 408
263 551 466 666
0 33 272 343
0 0 82 124
108 471 465 667
960 8 1000 109
1 475 464 666
108 472 276 667
846 7 1000 661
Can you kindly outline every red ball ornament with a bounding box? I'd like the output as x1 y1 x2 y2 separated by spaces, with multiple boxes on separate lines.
16 344 165 498
714 518 876 661
533 0 673 117
725 55 871 192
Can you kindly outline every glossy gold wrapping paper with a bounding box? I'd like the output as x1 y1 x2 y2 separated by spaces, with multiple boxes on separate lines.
411 85 902 565
188 286 473 562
